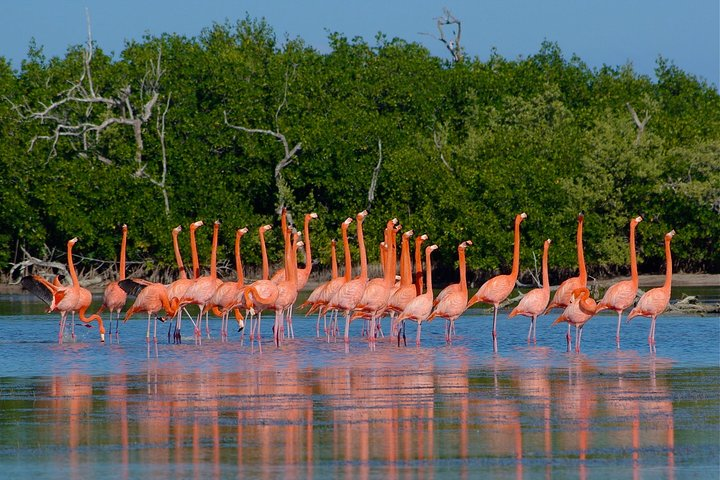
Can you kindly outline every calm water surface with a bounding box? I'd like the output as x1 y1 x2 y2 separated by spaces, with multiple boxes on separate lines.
0 294 718 479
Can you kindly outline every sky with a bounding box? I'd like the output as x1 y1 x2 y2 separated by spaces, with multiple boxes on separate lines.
2 0 718 88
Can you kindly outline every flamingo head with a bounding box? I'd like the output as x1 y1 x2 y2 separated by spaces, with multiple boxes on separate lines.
122 224 128 232
239 227 249 236
343 217 353 226
633 215 643 224
519 212 527 221
173 225 182 234
262 224 272 232
191 220 204 230
214 220 221 226
666 230 676 239
68 237 78 246
357 210 368 222
427 244 439 253
404 230 414 238
308 212 319 220
420 234 428 241
570 287 590 302
460 240 472 249
578 212 585 222
545 238 552 246
331 239 337 246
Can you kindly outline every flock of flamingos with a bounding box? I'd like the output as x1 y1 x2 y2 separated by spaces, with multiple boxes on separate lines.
21 209 676 353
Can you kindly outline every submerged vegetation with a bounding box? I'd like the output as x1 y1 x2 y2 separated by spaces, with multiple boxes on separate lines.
1 17 718 283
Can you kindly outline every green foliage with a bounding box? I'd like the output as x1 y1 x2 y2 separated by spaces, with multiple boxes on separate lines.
2 18 719 283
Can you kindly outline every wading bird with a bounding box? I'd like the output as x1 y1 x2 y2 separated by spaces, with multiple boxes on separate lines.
508 239 551 343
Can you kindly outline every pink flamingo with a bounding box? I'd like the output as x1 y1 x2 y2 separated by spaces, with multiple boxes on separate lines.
180 220 222 342
323 210 369 343
308 218 353 338
544 213 587 351
273 229 302 346
466 212 527 352
428 240 473 342
98 224 128 338
21 238 106 343
205 227 249 341
167 221 203 343
395 244 439 346
300 238 337 336
386 230 419 323
414 233 427 295
552 287 601 353
627 230 675 350
352 219 399 344
121 278 180 342
243 225 280 342
271 212 319 290
508 239 552 343
596 216 643 347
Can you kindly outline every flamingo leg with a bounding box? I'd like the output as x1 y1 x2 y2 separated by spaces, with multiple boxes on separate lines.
344 310 351 344
146 313 151 342
492 306 498 352
58 312 68 343
416 321 422 346
616 310 623 348
153 315 158 343
566 323 572 352
71 311 76 340
527 318 534 343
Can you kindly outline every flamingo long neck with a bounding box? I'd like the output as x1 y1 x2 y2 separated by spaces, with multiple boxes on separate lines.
302 215 313 273
662 236 673 292
510 216 523 280
190 225 200 279
629 220 639 289
172 229 188 280
210 222 219 279
235 231 245 285
342 223 352 281
541 241 550 292
284 231 294 281
67 240 79 287
577 217 587 285
330 240 338 279
459 246 468 294
357 216 368 281
260 228 269 280
424 247 434 295
400 235 411 286
119 226 127 280
415 237 425 295
383 243 394 285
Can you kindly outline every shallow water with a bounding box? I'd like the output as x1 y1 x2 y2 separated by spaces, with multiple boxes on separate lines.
0 295 718 479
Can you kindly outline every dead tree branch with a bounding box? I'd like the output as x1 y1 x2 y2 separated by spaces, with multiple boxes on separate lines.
433 126 453 171
10 16 172 214
367 139 383 210
626 102 650 145
223 65 302 222
421 8 463 62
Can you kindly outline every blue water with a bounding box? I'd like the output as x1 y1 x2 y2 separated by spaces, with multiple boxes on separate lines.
0 295 718 479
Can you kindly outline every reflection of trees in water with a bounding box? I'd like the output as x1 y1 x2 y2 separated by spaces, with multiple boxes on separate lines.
21 350 678 479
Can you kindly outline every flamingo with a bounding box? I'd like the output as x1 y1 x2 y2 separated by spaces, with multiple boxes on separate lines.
21 237 105 343
205 227 249 341
414 233 427 295
323 210 369 343
98 224 128 338
121 278 180 342
307 218 353 338
273 230 302 346
352 219 399 344
395 244 439 346
544 213 587 351
428 240 473 342
596 216 643 347
552 287 601 353
466 212 527 352
508 239 552 343
243 225 280 342
300 238 337 336
386 230 419 324
180 220 222 342
166 224 197 343
271 212 319 290
627 230 676 350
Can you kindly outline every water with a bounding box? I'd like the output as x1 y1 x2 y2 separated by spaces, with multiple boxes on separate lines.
0 295 718 479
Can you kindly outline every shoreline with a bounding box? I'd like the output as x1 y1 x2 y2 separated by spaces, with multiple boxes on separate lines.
1 273 717 295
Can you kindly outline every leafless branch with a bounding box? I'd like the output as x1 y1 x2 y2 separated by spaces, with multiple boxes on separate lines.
421 8 463 62
223 67 302 219
626 102 650 145
12 16 172 213
433 127 453 171
367 139 383 210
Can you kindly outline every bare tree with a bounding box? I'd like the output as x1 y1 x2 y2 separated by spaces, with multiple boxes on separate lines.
9 11 172 213
626 102 651 145
224 65 302 224
433 125 453 172
422 8 464 62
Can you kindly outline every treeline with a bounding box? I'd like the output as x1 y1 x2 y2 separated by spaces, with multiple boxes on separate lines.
1 17 718 285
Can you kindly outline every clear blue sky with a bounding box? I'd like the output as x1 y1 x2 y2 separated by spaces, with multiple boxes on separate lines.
3 0 718 88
